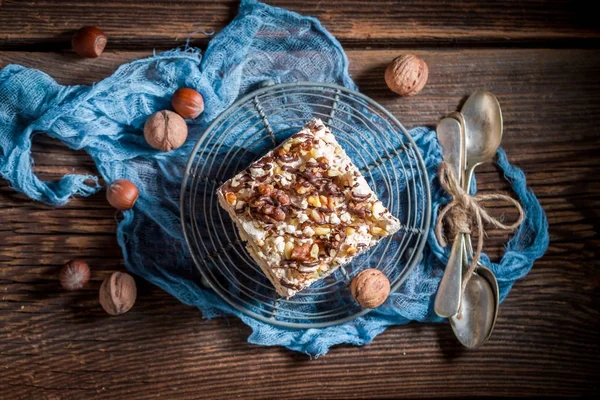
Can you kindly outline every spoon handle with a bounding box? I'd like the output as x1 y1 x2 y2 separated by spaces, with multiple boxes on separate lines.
462 166 476 262
434 232 464 317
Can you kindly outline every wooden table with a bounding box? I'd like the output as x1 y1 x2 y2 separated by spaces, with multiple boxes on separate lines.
1 1 599 398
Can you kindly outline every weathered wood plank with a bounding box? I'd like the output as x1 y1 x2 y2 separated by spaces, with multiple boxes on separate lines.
0 0 599 50
1 48 599 398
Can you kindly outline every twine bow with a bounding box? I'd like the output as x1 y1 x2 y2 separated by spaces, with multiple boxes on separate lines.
435 162 525 290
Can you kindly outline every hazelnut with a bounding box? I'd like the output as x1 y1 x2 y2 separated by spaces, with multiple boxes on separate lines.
351 269 390 309
60 259 90 290
106 179 139 210
99 272 137 315
144 110 188 152
384 54 428 96
71 26 107 58
171 88 205 119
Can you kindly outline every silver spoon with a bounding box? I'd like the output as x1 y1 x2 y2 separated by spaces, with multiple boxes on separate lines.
449 90 502 347
434 117 466 318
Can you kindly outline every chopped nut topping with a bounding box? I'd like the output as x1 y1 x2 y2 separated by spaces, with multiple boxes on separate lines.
313 226 331 236
370 226 388 236
371 201 385 219
310 209 324 223
310 244 320 259
290 242 311 261
284 242 294 259
225 192 237 205
307 195 321 208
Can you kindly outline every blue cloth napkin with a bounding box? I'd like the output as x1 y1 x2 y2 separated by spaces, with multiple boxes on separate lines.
0 0 548 355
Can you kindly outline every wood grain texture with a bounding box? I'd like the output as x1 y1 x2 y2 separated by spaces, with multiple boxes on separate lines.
0 0 599 51
1 48 600 398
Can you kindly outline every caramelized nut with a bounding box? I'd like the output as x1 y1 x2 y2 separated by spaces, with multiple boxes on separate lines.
225 192 237 205
346 246 357 256
310 244 320 259
309 148 319 158
346 227 356 236
319 195 328 206
327 196 335 210
262 204 275 215
370 226 388 236
258 184 272 195
296 184 310 195
314 226 331 236
307 195 322 208
277 192 291 206
284 242 294 259
371 201 386 219
290 242 311 261
316 156 329 165
272 207 286 221
310 209 324 223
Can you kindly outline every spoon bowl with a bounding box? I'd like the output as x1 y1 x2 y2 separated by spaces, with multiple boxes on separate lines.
462 90 503 185
449 271 496 348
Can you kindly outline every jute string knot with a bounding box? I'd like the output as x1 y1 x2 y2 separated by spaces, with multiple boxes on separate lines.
435 162 525 290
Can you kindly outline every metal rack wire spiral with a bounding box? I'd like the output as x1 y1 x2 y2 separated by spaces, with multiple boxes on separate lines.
181 82 431 328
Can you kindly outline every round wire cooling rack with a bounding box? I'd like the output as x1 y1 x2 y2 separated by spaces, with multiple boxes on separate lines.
181 82 431 329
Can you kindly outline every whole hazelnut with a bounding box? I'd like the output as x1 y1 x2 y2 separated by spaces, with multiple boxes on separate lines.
171 88 204 119
144 110 188 152
60 259 91 290
106 179 139 210
384 54 428 96
99 272 137 315
71 26 107 58
350 268 391 309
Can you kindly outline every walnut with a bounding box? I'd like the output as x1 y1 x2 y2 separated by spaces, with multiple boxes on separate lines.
272 207 286 221
290 242 312 261
144 110 188 152
99 272 137 315
276 192 291 206
350 269 390 309
384 54 428 97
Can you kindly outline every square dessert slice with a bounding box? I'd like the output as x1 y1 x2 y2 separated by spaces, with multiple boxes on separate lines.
217 118 401 298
